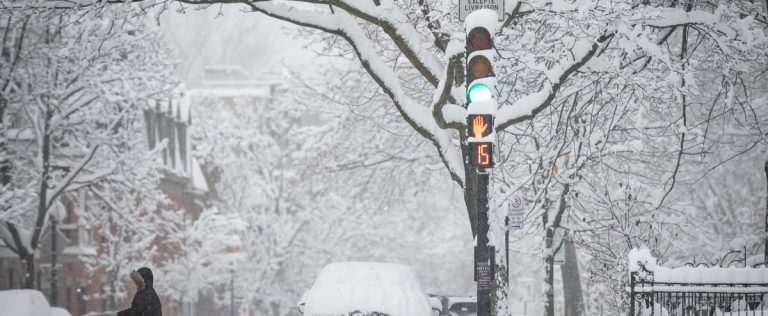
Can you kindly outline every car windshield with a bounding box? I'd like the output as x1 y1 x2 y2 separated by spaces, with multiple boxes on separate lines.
448 302 477 316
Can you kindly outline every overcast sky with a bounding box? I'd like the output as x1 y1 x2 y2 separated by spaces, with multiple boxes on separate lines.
158 5 315 86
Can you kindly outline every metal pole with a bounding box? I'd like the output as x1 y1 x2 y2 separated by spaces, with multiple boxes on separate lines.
764 159 768 265
51 216 58 306
475 172 491 316
505 216 509 280
230 270 234 316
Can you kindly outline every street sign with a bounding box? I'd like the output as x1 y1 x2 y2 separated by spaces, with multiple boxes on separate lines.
508 197 524 230
459 0 505 21
554 245 565 265
509 211 524 230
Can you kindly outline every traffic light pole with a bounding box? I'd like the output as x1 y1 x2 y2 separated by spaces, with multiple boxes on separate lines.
474 171 492 316
464 9 500 316
51 215 58 306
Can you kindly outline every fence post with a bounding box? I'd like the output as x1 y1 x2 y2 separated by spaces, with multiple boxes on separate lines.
629 271 635 316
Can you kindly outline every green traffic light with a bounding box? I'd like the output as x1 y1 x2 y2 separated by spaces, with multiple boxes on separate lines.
468 83 493 103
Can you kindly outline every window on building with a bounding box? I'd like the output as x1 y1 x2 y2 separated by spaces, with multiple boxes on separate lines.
78 223 90 247
167 115 176 170
143 98 191 175
178 122 187 172
143 110 156 149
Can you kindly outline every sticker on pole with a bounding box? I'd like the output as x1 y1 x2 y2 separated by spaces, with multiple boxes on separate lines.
459 0 505 21
477 261 492 291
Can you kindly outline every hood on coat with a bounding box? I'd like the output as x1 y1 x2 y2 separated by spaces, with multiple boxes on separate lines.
137 267 154 289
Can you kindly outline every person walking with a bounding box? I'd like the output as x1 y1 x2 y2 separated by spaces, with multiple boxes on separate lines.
118 267 162 316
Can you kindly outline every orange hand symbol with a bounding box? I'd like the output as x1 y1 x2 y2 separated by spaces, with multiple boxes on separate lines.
472 116 488 138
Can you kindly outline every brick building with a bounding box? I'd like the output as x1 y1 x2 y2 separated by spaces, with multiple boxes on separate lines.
0 65 278 316
0 95 211 315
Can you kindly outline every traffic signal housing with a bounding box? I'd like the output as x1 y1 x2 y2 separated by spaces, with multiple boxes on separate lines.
465 10 498 170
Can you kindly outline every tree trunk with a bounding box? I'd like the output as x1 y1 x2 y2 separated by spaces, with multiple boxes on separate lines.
109 268 118 310
21 252 35 289
544 227 555 316
7 99 52 290
543 184 571 316
0 96 10 188
462 137 479 236
492 240 509 316
561 236 585 316
271 301 280 316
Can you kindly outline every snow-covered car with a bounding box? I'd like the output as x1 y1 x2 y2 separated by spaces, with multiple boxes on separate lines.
0 289 73 316
297 262 433 316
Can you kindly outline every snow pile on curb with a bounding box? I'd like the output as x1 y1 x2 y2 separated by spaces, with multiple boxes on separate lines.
0 290 52 316
50 307 72 316
303 262 432 316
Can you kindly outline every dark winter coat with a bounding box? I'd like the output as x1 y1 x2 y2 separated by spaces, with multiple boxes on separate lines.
118 267 162 316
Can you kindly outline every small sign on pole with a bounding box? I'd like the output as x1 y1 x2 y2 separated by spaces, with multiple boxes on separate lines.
508 197 524 230
459 0 505 21
554 245 565 265
477 261 492 291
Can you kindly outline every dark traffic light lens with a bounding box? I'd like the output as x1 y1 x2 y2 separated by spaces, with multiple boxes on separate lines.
468 27 492 50
468 55 492 79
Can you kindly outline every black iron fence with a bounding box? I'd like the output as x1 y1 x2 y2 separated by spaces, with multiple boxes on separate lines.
628 251 768 316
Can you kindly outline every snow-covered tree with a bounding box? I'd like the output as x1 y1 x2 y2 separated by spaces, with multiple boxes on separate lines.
142 0 768 313
158 206 247 308
0 5 178 289
15 0 768 313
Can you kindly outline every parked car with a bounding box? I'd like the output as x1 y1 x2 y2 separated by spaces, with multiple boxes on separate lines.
426 295 476 316
444 297 476 316
427 295 442 316
297 262 433 316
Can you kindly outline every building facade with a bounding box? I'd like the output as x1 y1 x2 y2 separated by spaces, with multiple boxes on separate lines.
0 95 210 315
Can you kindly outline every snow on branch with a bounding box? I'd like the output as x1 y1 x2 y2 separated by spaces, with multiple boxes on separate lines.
44 144 101 211
495 34 611 132
333 0 445 86
247 1 465 186
632 7 728 29
431 38 465 130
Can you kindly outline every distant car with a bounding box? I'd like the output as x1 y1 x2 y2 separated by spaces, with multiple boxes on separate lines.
427 295 442 316
427 295 476 316
445 297 476 316
297 262 433 316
